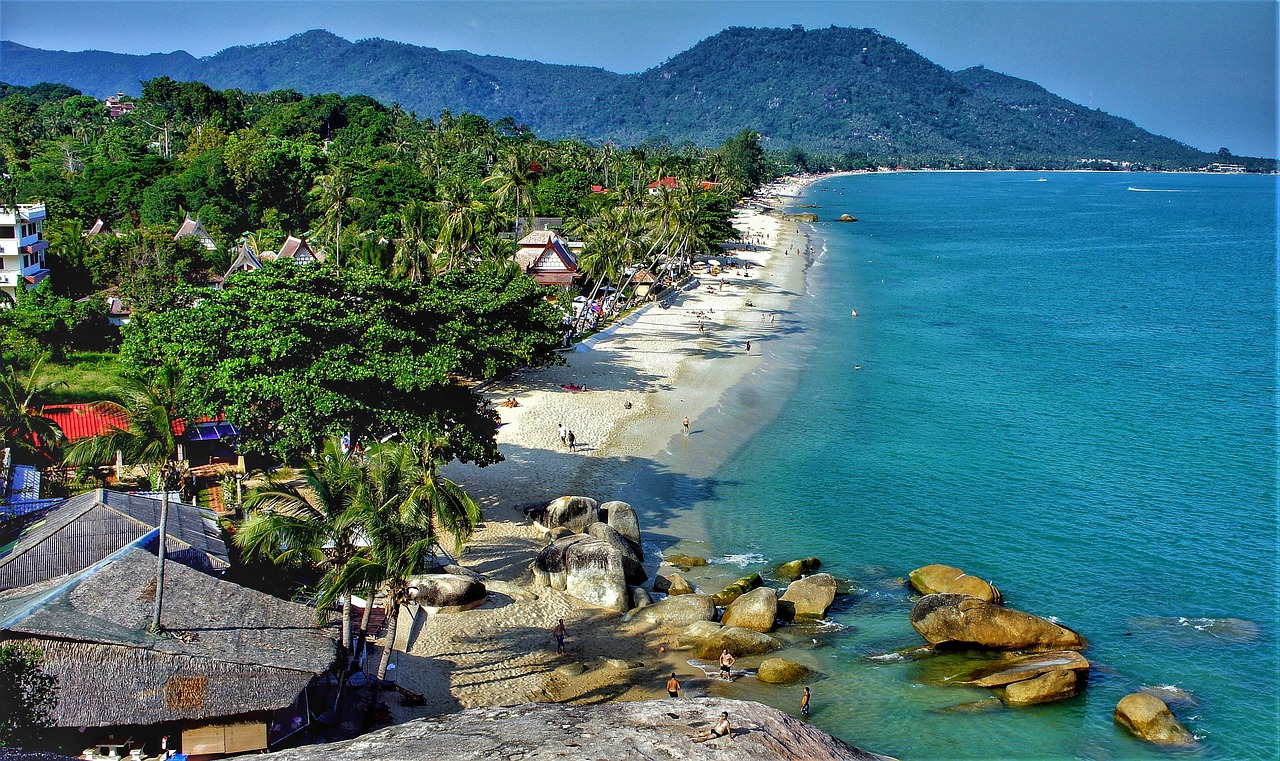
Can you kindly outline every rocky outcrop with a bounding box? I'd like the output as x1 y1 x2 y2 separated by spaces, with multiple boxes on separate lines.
531 535 628 612
406 573 487 611
757 657 813 684
907 564 1002 604
600 500 642 549
1114 693 1195 745
721 586 778 632
534 496 599 534
664 553 708 570
654 570 694 596
1001 669 1082 706
242 697 897 761
587 521 647 584
964 651 1090 688
632 593 717 628
909 594 1086 651
837 214 858 222
713 572 764 607
779 573 838 619
775 557 821 581
691 624 783 660
787 212 821 222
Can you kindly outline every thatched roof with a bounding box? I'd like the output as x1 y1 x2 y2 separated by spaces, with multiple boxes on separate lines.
0 489 228 590
0 542 337 727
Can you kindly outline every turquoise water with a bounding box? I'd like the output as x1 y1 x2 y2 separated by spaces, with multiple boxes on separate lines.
669 173 1276 760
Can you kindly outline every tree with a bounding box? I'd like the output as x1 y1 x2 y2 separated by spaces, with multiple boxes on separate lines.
0 643 58 748
484 152 537 233
0 357 65 465
236 438 365 650
309 165 365 267
63 364 188 632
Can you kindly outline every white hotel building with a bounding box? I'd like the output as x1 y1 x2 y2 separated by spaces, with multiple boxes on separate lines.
0 204 50 303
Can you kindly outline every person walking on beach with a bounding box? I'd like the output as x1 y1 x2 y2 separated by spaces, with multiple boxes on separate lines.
666 673 681 698
552 618 567 654
745 340 751 352
719 649 736 680
558 422 567 448
682 416 690 433
566 429 576 451
801 686 811 718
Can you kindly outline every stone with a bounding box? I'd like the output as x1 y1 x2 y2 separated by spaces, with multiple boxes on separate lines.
406 573 486 611
712 572 764 607
909 594 1087 652
1114 693 1196 745
629 586 652 610
935 698 1006 714
587 521 647 585
907 564 1002 604
756 658 812 684
774 557 821 581
788 212 820 222
694 626 783 660
664 553 708 570
631 593 718 628
654 570 694 596
548 526 574 541
600 500 642 549
837 214 858 222
440 564 484 581
1001 669 1082 706
779 573 838 619
531 535 629 612
678 620 725 648
965 651 1091 688
603 658 634 670
721 586 778 632
553 662 586 677
538 496 600 534
248 697 899 761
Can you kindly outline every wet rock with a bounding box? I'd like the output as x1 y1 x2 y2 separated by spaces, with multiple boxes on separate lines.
713 572 764 607
775 557 822 581
654 570 694 596
935 698 1005 714
837 214 858 222
721 586 778 632
632 593 717 628
694 625 784 660
909 594 1086 651
664 553 709 571
1001 669 1083 705
756 657 813 684
779 573 838 619
907 564 1002 604
1125 616 1260 644
1114 693 1196 745
630 586 652 610
965 651 1090 688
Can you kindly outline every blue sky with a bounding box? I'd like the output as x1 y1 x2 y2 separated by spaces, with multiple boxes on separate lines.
2 1 1276 156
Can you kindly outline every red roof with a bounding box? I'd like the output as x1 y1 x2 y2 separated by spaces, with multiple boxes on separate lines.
590 185 608 193
647 176 680 189
40 403 217 442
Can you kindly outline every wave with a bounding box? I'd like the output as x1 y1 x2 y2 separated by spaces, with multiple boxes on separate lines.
711 552 767 567
867 652 908 663
1127 187 1182 192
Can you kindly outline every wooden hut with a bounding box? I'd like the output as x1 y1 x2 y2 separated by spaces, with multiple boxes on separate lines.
513 231 580 287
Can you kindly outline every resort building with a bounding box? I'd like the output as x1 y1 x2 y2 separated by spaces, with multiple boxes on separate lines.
174 216 218 251
40 403 242 468
0 203 50 303
513 231 581 286
0 538 337 757
104 92 135 118
262 235 324 264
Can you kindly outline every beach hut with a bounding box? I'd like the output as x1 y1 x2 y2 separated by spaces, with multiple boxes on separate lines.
0 540 337 757
174 216 217 251
630 268 658 300
513 231 580 286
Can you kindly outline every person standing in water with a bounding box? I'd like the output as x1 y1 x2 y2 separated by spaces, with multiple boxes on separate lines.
801 686 811 717
719 649 736 680
682 416 690 433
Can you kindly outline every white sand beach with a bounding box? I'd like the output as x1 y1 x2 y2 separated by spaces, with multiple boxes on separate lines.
378 174 836 720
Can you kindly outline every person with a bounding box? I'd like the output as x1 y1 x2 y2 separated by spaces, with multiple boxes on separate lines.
566 430 576 451
745 340 751 352
557 422 567 447
719 649 735 680
666 673 681 698
553 618 566 654
801 686 811 718
692 712 734 743
682 416 690 433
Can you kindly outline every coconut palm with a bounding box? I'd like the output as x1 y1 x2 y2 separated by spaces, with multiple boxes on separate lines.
235 438 364 649
63 364 188 633
485 152 538 235
409 433 482 557
0 358 65 464
431 178 487 270
393 200 435 282
308 165 365 267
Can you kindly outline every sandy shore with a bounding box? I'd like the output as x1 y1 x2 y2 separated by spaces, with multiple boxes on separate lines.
379 173 837 721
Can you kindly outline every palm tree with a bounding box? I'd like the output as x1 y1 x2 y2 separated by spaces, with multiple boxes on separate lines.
0 358 65 465
485 152 538 235
393 200 435 282
64 364 188 633
431 178 487 271
410 434 482 557
235 438 364 649
308 165 365 267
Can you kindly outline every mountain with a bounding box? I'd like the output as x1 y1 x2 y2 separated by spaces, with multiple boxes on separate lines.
0 26 1212 165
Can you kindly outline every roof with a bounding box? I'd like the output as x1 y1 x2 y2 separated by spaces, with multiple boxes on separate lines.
0 489 228 590
514 232 578 275
174 217 217 250
272 236 324 263
223 244 264 279
0 542 336 727
647 176 680 189
39 403 234 443
631 268 657 284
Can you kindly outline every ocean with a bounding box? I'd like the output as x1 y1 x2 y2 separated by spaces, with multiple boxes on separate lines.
642 172 1277 760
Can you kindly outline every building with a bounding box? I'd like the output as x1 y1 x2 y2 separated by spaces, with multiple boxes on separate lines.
0 537 337 757
1204 162 1247 173
175 216 218 251
645 177 719 195
513 231 581 286
262 235 324 264
0 203 50 303
104 92 135 118
0 488 228 590
40 403 242 467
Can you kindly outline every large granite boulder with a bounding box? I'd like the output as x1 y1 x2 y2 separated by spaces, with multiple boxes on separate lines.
909 594 1087 651
1114 693 1195 745
537 496 600 534
242 697 898 761
587 521 647 584
757 657 812 684
1001 669 1082 706
531 535 628 612
721 586 778 632
694 625 783 660
654 570 694 596
837 214 858 222
599 500 642 549
779 573 839 619
775 557 822 581
712 573 764 607
965 651 1091 688
664 553 708 570
406 573 487 611
632 593 717 628
907 564 1002 604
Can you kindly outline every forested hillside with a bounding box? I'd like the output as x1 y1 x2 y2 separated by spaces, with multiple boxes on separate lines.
0 26 1237 168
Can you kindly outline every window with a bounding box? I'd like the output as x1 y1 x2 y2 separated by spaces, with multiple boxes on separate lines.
0 226 13 239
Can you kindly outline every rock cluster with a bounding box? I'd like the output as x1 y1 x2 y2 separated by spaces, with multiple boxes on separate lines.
909 594 1087 652
529 497 648 612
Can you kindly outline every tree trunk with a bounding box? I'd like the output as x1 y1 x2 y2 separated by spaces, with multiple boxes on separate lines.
151 471 169 632
355 598 374 664
341 596 352 652
376 601 399 680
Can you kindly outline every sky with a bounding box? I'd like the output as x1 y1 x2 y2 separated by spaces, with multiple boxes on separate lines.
2 0 1276 156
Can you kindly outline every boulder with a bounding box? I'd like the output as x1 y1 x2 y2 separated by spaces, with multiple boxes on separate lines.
587 521 647 584
909 594 1087 651
629 586 652 610
713 573 764 607
631 593 717 628
677 620 725 649
756 658 812 684
531 535 629 612
548 526 574 541
440 564 485 581
694 625 783 660
1114 693 1195 745
779 573 838 619
654 570 694 596
554 662 586 677
407 573 487 611
721 586 778 632
788 212 820 222
1001 669 1082 706
774 557 822 581
907 564 1002 604
664 553 708 570
837 214 858 222
538 496 600 534
599 500 642 550
965 651 1090 688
